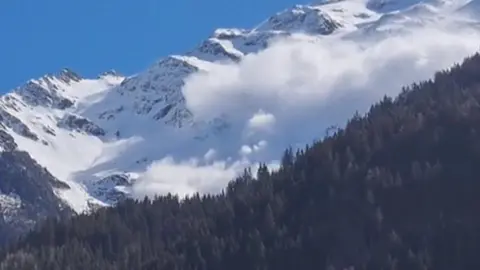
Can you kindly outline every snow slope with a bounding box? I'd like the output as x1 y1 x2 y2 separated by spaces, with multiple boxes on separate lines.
1 0 480 214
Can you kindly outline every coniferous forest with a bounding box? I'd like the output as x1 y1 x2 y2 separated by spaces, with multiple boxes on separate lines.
3 53 480 269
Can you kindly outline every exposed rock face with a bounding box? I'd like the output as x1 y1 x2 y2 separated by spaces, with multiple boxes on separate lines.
257 5 342 34
57 113 106 137
15 80 74 110
90 174 133 204
0 109 38 141
0 136 71 244
0 130 18 152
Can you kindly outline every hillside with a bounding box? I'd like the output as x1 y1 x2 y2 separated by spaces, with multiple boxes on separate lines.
3 50 480 269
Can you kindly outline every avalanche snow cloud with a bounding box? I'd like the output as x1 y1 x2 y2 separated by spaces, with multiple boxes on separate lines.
130 23 480 199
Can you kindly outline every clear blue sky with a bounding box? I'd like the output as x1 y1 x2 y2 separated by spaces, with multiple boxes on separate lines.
0 0 309 91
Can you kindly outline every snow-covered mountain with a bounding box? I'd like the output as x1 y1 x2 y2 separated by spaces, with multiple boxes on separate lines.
1 0 480 233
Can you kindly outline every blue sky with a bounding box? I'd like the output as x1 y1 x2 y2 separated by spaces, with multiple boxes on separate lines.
0 0 309 91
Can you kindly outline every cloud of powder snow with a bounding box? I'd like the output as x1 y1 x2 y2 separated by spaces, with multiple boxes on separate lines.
131 22 480 199
131 155 279 199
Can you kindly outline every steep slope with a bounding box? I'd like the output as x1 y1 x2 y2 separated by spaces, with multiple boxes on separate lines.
0 70 125 213
1 0 480 218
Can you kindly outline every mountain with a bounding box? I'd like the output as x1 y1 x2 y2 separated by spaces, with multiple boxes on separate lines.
1 0 480 237
4 45 480 270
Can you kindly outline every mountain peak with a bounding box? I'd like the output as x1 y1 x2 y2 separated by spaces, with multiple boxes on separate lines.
98 69 121 79
57 68 82 83
212 28 249 39
39 68 82 85
256 4 342 34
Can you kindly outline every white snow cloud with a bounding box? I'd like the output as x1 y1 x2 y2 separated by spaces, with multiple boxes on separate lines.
183 27 480 131
203 148 217 162
239 145 253 156
247 110 276 133
239 140 269 157
131 156 245 199
253 140 268 152
132 21 480 199
130 155 279 199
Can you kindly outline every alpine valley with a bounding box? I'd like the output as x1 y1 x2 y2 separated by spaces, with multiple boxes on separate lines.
1 0 480 241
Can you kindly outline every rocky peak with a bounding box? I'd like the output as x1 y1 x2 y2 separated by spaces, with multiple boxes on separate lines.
58 68 82 84
98 69 121 79
256 4 342 34
13 78 74 110
189 39 243 62
212 28 249 40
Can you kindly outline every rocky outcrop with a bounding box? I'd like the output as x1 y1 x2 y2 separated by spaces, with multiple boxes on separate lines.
0 109 38 141
0 143 71 244
90 174 132 204
58 113 106 136
15 80 74 110
257 5 342 34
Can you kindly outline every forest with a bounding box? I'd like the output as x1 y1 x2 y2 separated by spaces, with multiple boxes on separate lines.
3 52 480 269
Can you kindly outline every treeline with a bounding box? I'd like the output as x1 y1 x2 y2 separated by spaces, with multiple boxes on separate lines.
4 53 480 269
